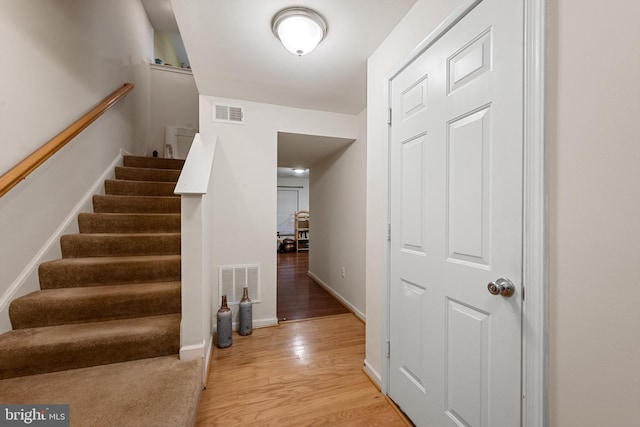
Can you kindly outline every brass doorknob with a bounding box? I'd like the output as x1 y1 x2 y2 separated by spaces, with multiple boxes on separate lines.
487 278 515 297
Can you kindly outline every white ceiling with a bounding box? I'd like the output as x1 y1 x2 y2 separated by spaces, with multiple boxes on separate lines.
278 132 355 172
168 0 416 114
142 0 416 168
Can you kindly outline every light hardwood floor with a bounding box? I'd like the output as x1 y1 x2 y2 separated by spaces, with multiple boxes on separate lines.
196 314 410 426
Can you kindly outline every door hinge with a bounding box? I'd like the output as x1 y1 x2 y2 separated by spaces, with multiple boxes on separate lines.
387 223 391 241
388 108 392 125
522 285 525 301
386 340 391 358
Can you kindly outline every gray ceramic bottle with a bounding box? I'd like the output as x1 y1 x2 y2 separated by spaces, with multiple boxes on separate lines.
216 295 232 348
238 287 253 336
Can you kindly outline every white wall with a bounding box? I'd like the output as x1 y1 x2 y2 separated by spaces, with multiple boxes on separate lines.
0 0 153 332
365 0 462 384
547 1 640 425
199 95 359 329
309 108 367 319
149 66 199 157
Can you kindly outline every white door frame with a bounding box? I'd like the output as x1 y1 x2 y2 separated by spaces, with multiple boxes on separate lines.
380 1 547 426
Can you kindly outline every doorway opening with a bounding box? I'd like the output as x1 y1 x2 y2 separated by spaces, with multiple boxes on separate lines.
276 132 355 322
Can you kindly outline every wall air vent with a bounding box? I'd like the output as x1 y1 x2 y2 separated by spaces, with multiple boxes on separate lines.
214 103 245 124
218 264 260 303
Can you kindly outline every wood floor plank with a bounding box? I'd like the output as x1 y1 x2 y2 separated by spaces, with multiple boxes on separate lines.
277 251 350 321
196 314 409 426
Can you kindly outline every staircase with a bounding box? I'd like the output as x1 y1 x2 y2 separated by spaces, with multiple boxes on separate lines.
0 156 184 380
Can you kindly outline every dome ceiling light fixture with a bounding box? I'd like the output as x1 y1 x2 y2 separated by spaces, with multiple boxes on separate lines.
271 7 327 56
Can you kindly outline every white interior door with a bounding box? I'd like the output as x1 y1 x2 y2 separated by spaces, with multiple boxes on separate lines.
388 1 524 426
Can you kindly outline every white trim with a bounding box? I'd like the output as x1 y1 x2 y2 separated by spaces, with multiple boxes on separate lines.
380 80 391 395
388 0 482 82
0 153 122 327
307 270 366 322
179 337 216 388
363 359 382 389
522 0 547 426
212 317 279 334
179 341 205 360
203 335 213 387
381 1 547 425
179 340 209 385
252 317 279 329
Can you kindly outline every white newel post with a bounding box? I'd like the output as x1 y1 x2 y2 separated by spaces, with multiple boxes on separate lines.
174 134 217 380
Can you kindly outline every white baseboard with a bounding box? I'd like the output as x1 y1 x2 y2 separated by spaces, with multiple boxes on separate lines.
0 153 122 332
363 358 383 390
249 317 279 329
179 341 205 361
307 271 366 322
203 335 213 386
213 316 280 334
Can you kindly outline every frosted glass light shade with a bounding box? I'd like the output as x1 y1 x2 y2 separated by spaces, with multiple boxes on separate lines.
272 8 327 56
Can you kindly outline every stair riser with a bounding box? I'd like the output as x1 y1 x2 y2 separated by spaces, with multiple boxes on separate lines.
78 213 181 233
115 167 180 183
123 155 185 170
105 180 179 197
39 257 181 289
93 195 181 214
61 234 181 258
0 316 179 380
9 284 181 329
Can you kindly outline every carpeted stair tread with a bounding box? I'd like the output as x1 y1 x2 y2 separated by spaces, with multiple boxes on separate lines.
78 212 181 233
105 179 179 197
0 156 185 381
115 166 180 183
9 282 181 329
39 255 181 289
123 155 185 170
61 233 181 257
0 314 180 379
93 194 181 214
0 356 202 427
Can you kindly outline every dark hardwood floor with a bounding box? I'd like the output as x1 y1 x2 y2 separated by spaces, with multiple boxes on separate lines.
277 251 350 321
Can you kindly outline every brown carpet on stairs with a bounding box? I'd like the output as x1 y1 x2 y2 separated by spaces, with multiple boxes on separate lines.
0 155 189 382
0 356 202 427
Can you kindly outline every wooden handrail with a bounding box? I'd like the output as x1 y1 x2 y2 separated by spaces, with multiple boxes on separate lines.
0 83 134 198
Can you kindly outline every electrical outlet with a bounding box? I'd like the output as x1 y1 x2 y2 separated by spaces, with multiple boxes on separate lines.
341 267 346 278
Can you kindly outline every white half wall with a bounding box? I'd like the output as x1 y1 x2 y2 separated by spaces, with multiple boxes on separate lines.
309 108 367 319
199 95 359 330
0 0 153 333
